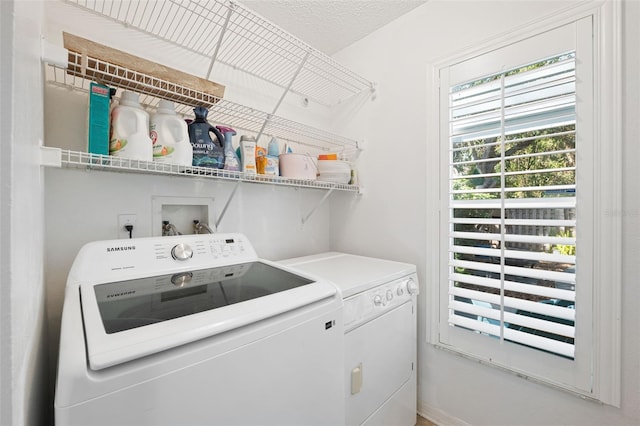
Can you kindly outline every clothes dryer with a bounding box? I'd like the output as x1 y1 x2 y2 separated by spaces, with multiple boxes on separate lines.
280 252 419 426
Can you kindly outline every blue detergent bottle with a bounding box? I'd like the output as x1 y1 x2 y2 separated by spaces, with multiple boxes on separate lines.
188 106 225 168
216 125 240 171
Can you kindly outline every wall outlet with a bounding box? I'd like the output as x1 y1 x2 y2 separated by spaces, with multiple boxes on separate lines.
118 214 137 239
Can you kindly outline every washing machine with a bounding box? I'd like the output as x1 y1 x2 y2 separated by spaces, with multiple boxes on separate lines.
54 233 344 426
280 252 419 426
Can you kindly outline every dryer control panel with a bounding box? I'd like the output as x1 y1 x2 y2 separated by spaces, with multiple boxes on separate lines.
342 273 418 332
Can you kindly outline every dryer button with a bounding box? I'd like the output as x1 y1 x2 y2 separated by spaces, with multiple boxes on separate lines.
406 278 419 295
373 295 383 306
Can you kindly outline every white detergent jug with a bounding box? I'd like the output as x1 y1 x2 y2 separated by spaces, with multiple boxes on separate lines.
109 91 152 161
150 100 192 166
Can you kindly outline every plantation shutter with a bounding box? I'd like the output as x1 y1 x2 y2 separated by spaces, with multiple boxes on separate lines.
448 53 577 359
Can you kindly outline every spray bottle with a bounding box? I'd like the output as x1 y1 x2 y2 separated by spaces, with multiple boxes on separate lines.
216 126 240 171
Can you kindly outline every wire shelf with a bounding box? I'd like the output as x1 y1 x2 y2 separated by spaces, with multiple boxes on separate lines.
52 149 360 193
65 0 375 106
46 53 360 152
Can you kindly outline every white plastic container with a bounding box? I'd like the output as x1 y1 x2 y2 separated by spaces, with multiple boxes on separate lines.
150 100 192 166
109 91 153 161
317 159 351 183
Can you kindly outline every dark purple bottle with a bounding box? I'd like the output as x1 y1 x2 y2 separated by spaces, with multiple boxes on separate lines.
188 106 225 169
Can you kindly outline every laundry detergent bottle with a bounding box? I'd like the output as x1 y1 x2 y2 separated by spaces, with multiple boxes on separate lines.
150 100 192 166
239 135 257 174
109 91 153 161
216 125 240 171
187 106 225 169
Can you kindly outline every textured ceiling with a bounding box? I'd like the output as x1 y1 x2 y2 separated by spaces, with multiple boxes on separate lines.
240 0 427 55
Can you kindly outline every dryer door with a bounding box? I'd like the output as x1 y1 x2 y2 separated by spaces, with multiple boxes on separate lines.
345 300 416 426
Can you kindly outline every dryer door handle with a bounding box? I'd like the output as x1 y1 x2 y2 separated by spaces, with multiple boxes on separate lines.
351 363 363 395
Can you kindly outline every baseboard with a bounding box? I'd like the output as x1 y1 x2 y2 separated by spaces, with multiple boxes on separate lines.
417 400 470 426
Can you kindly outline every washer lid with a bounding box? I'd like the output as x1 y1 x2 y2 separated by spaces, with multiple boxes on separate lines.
280 253 416 298
80 260 335 370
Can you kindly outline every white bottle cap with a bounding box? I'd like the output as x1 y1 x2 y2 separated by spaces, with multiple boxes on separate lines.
157 99 176 115
119 91 141 107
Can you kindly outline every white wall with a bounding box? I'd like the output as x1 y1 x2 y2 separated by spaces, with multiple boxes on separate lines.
1 0 49 425
332 0 640 424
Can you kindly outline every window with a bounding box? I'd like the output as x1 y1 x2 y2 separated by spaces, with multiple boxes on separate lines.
448 52 577 359
433 4 621 405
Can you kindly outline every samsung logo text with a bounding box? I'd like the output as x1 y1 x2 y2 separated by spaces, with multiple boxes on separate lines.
106 246 136 253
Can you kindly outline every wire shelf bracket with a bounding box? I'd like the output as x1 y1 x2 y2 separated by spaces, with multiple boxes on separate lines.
257 48 312 142
214 179 241 230
206 2 234 80
301 187 335 225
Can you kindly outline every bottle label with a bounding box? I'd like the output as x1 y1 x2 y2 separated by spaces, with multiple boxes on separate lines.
188 122 224 168
191 141 223 168
150 130 173 159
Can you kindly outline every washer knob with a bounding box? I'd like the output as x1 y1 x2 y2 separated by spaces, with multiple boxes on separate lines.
373 295 383 306
386 289 393 301
406 278 418 295
171 243 193 261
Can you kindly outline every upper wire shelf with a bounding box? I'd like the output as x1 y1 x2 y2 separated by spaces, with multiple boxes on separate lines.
65 0 375 107
46 51 360 153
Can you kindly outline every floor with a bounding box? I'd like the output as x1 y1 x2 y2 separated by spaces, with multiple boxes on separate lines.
417 414 437 426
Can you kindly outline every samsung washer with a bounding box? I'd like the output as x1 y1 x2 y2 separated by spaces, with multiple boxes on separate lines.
280 252 419 426
55 233 344 426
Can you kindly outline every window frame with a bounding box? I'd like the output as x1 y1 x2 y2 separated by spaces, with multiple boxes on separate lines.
427 1 621 406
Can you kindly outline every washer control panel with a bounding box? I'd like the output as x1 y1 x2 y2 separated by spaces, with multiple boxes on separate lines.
68 233 259 283
343 274 419 331
156 235 251 264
